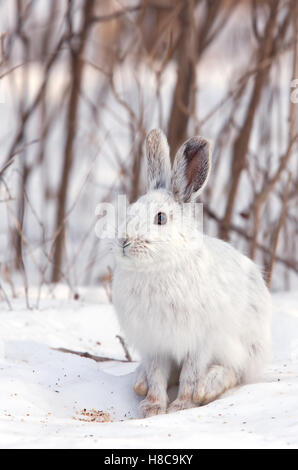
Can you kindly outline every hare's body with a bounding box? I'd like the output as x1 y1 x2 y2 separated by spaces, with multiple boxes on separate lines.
113 234 271 381
112 130 272 417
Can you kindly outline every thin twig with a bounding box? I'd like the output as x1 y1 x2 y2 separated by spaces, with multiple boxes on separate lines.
266 173 292 288
53 347 135 363
205 207 298 273
116 335 133 362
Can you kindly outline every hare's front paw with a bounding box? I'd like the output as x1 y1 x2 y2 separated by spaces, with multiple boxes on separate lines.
133 366 148 397
167 397 195 413
139 395 168 418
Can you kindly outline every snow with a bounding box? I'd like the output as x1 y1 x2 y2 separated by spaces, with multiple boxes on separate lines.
1 287 298 449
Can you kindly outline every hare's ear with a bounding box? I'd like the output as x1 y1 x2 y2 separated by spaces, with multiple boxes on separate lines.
171 136 211 202
146 129 171 191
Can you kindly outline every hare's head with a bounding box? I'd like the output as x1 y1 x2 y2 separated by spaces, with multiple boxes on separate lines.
115 129 211 270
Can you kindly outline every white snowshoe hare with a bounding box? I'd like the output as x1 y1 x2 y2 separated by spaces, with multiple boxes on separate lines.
112 129 272 418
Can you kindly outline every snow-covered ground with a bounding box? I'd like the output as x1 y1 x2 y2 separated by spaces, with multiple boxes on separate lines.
0 286 298 449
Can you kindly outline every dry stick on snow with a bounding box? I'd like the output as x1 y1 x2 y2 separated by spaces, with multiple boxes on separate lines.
53 347 134 363
266 173 293 288
116 335 133 363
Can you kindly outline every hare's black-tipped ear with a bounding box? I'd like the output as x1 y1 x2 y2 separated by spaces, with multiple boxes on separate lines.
146 129 171 191
171 136 211 202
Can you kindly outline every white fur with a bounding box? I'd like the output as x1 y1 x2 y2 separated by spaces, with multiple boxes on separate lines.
112 131 272 417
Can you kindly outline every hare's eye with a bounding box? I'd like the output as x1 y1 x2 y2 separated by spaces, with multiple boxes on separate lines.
154 212 167 225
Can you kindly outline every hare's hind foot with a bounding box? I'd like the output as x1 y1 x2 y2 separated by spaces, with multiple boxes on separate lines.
167 396 195 413
193 365 239 405
140 386 169 418
134 365 148 396
140 396 168 418
137 357 171 418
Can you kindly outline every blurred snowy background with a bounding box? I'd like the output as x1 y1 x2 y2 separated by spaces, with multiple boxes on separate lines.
0 0 297 300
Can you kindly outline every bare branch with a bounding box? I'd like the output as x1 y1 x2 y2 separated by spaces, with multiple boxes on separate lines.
53 347 135 363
